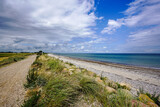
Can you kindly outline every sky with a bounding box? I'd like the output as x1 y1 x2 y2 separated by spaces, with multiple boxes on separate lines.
0 0 160 53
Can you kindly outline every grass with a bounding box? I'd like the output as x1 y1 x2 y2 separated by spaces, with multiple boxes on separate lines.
137 88 160 106
0 52 33 67
24 68 38 88
0 57 8 61
22 55 159 107
41 74 80 107
22 91 41 107
79 77 102 96
48 59 64 73
66 62 74 66
106 89 133 107
0 53 32 57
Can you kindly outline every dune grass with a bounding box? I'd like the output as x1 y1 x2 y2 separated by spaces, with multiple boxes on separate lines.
48 59 64 73
22 55 159 107
41 74 80 107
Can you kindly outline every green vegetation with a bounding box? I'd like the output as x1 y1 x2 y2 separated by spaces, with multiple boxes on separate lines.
48 59 64 72
137 88 160 106
0 53 33 67
24 68 39 88
42 75 79 107
22 55 159 107
22 91 41 107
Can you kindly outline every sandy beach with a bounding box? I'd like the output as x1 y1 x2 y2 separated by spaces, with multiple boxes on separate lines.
48 54 160 95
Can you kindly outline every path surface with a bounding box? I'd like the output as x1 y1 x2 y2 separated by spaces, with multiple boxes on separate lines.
0 55 36 107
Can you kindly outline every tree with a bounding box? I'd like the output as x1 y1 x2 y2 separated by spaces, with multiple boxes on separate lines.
37 50 43 55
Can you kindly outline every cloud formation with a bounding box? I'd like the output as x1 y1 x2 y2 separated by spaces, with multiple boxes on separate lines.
102 0 160 52
101 19 124 34
0 0 99 52
102 0 160 34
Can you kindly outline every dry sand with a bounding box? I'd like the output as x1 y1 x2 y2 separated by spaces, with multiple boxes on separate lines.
48 54 160 95
0 55 36 107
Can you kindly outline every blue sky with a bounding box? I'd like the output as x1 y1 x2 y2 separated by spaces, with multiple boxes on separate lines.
0 0 160 53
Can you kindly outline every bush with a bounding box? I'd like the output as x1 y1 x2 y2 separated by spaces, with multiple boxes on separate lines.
37 51 43 55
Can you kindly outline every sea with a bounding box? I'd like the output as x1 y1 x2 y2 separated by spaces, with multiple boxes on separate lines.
55 53 160 69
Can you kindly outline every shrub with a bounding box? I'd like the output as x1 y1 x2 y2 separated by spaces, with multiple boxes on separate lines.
37 51 43 55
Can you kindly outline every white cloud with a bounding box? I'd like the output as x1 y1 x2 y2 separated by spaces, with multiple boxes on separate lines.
101 0 160 34
81 46 85 49
127 26 160 47
88 38 106 44
98 16 104 20
103 46 107 49
101 19 124 34
0 0 100 52
101 0 160 52
63 38 108 53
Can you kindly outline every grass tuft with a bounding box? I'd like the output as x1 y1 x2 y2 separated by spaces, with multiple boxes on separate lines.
48 59 64 73
106 89 133 107
22 91 41 107
24 68 38 88
137 88 160 106
79 77 102 96
41 74 79 107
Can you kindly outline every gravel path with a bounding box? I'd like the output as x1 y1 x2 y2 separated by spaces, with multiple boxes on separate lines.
49 54 160 95
0 55 36 107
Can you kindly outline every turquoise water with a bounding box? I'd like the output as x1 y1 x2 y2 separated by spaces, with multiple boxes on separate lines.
55 53 160 69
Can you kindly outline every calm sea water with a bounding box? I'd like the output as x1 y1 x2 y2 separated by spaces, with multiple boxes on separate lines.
55 53 160 69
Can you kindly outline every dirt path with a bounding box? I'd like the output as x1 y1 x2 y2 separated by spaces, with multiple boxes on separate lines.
0 55 36 107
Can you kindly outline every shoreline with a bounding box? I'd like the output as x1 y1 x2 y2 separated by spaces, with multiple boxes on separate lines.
62 56 160 72
48 54 160 95
55 54 160 71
